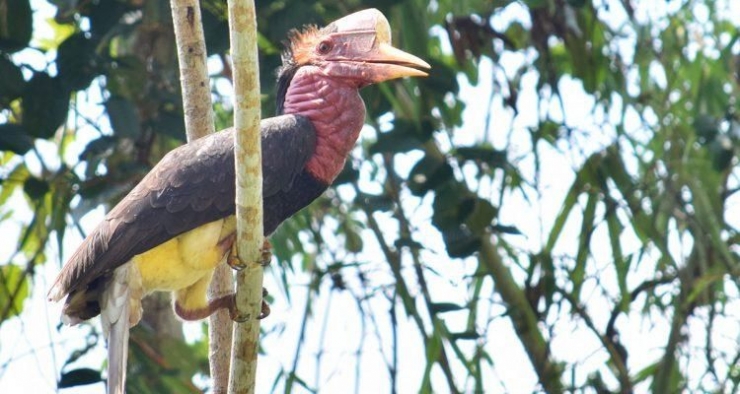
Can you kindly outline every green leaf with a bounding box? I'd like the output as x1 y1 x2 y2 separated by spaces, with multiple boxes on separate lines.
465 198 497 235
0 0 32 53
0 163 29 206
606 203 630 312
21 72 69 139
0 123 33 154
572 192 597 299
58 368 102 388
341 219 363 253
545 151 604 252
0 265 29 319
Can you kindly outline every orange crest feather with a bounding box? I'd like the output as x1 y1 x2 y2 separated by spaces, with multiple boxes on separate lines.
288 25 322 65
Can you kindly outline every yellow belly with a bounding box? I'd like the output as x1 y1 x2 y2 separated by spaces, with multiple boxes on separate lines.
132 216 236 311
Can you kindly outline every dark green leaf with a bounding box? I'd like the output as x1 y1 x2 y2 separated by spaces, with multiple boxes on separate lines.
21 73 69 139
693 115 718 144
432 183 470 230
355 192 394 212
455 146 507 168
106 96 141 138
79 136 116 161
0 57 25 103
408 155 454 196
202 3 230 55
430 302 465 314
465 198 497 235
0 0 32 53
422 58 459 95
151 106 186 141
23 176 49 200
370 130 423 154
491 224 522 235
708 136 733 171
442 226 481 258
88 0 128 37
57 33 99 91
0 123 33 154
333 161 359 186
106 56 147 100
58 368 102 388
449 331 480 341
394 237 424 250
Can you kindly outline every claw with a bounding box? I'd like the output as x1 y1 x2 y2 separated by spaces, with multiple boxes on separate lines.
227 288 271 322
259 300 271 319
260 239 273 267
227 294 250 322
227 250 247 271
259 287 271 319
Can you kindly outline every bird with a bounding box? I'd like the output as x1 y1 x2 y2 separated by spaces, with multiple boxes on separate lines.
48 8 429 394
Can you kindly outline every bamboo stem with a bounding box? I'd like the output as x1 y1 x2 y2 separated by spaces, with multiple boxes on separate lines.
169 2 231 392
226 0 263 393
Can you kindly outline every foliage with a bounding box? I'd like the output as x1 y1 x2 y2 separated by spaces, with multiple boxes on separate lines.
2 0 740 393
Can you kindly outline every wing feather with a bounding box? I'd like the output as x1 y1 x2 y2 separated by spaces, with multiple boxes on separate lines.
49 115 316 303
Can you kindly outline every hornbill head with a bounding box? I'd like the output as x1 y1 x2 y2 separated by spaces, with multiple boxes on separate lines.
281 8 430 90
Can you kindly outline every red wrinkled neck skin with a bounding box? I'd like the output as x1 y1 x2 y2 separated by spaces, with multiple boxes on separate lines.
282 66 365 184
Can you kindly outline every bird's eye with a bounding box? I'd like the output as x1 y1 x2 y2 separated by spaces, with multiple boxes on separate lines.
317 41 333 54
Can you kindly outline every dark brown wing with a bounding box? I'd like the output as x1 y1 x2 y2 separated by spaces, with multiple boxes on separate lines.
50 115 316 298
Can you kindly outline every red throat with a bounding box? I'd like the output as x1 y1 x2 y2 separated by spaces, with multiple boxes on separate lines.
281 66 366 184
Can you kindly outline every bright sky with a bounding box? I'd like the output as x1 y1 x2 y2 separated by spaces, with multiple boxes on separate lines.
2 0 740 393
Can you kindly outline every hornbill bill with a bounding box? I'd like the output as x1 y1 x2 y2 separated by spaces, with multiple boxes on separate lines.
48 8 429 393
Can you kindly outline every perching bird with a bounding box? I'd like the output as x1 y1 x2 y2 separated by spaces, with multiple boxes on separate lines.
48 8 429 394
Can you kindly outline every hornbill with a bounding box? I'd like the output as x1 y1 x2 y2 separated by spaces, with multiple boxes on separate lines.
48 8 429 393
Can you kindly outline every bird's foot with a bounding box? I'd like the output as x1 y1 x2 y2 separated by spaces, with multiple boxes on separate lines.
228 288 271 322
222 236 272 270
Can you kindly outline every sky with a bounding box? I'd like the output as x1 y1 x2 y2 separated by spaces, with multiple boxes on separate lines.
2 0 740 393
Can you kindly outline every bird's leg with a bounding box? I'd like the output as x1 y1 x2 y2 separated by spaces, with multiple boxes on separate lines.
175 294 233 321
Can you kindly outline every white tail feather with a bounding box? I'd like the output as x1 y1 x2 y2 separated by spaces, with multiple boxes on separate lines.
101 264 133 394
